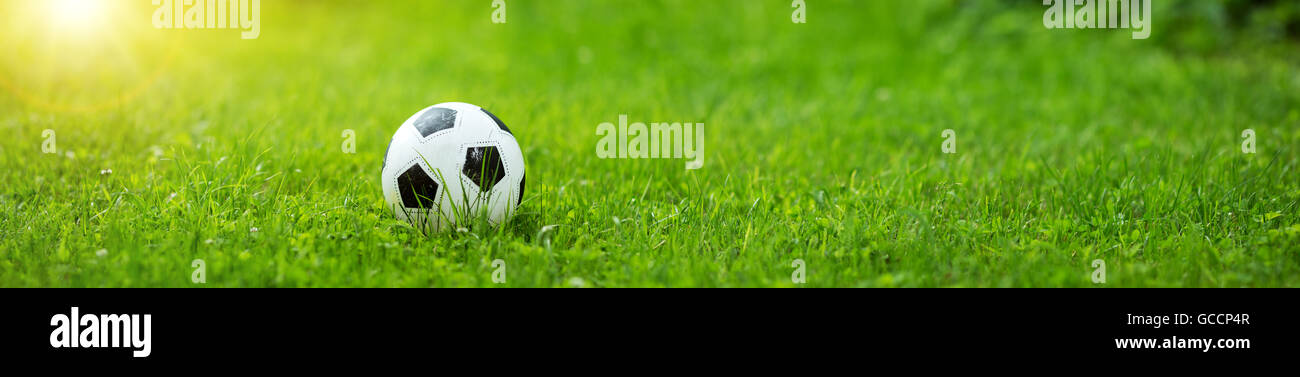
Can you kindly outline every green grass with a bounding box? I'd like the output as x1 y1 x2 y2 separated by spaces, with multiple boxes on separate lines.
1 0 1297 287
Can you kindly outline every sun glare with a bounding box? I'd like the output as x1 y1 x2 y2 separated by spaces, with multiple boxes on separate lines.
49 0 105 32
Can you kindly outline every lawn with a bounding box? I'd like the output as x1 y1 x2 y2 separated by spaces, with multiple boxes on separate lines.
1 0 1297 287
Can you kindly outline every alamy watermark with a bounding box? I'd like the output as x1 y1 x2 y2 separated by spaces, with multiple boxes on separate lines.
491 259 506 284
49 307 152 357
596 115 704 170
152 0 261 39
341 129 356 154
491 0 506 24
42 129 57 154
191 259 206 283
791 0 806 24
791 259 806 284
1043 0 1152 40
941 129 956 154
1091 259 1106 284
1241 129 1256 154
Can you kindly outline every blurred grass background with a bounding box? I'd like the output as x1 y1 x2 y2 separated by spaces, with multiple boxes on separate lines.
0 0 1297 287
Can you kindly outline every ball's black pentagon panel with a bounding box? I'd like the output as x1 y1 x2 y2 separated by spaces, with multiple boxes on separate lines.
462 146 506 192
518 173 525 206
397 165 440 209
481 108 512 135
413 107 457 137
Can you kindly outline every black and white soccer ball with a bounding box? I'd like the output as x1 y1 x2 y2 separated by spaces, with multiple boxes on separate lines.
381 102 525 231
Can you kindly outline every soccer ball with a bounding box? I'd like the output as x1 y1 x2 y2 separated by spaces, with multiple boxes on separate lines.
381 102 525 232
